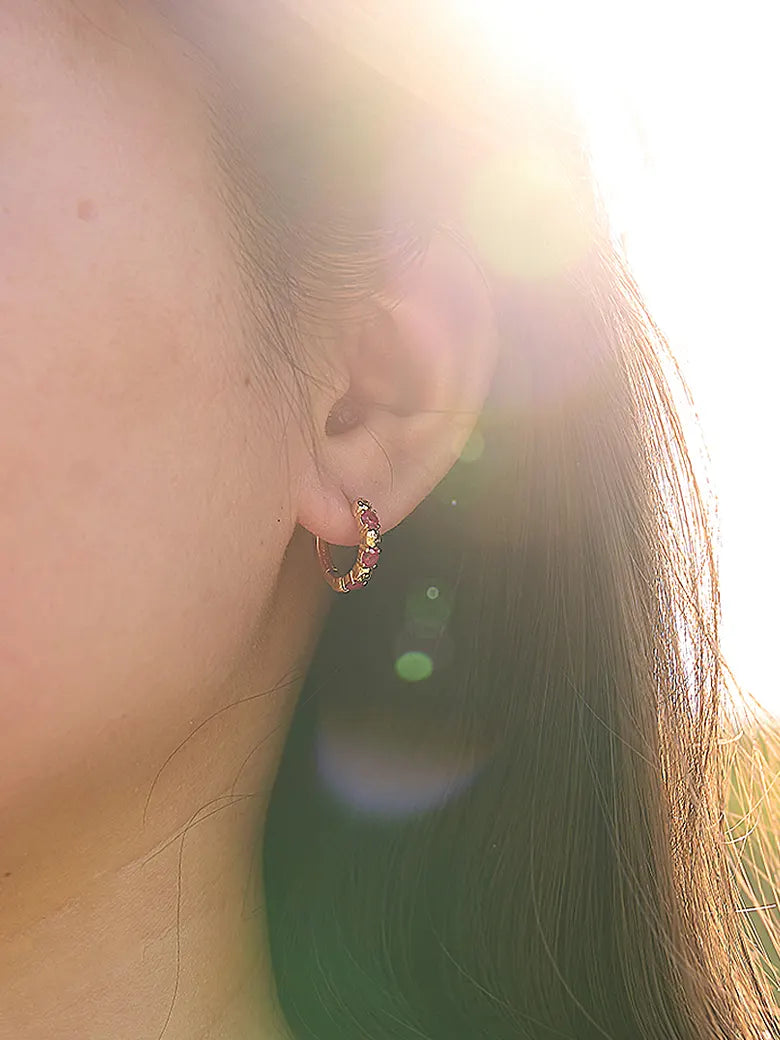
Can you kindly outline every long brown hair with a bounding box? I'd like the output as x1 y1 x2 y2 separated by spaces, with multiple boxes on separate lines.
166 4 780 1036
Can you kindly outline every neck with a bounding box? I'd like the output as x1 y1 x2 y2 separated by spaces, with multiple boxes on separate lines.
2 798 289 1040
0 526 329 1040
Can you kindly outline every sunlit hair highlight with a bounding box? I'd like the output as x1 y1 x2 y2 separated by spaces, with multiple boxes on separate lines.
166 5 780 1037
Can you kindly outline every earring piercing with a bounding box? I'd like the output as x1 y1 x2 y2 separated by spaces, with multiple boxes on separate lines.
315 499 382 593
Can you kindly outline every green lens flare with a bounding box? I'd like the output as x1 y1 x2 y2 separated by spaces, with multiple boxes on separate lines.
405 582 453 637
395 651 434 682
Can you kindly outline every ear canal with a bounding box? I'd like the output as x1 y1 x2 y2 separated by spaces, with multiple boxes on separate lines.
325 396 365 435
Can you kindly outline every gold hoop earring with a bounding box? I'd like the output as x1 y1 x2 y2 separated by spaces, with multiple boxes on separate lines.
315 499 382 593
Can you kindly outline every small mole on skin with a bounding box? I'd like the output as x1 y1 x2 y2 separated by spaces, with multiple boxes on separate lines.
3 872 10 878
77 198 97 222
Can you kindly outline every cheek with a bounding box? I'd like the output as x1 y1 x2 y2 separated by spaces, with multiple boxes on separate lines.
0 254 280 817
0 322 256 698
0 11 284 808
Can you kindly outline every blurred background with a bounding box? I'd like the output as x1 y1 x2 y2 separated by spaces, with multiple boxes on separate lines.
460 0 780 715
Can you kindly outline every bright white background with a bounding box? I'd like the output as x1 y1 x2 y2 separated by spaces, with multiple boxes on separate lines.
461 0 780 714
592 1 780 717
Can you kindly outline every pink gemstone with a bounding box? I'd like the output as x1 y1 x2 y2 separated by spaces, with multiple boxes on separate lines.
361 508 379 530
345 577 365 591
360 547 380 568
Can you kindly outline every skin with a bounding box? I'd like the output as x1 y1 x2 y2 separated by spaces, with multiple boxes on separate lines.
0 3 497 1038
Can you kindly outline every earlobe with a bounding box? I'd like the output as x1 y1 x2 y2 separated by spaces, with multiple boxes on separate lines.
295 232 498 551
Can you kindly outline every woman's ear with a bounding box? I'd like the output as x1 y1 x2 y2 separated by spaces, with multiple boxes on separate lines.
295 232 498 546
